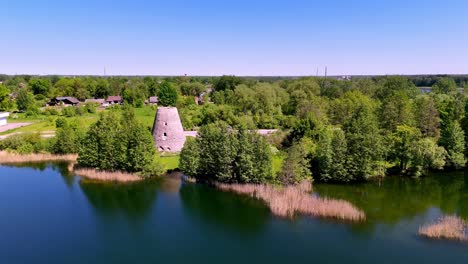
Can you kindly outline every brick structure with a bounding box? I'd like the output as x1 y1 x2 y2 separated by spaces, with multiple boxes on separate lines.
152 107 186 152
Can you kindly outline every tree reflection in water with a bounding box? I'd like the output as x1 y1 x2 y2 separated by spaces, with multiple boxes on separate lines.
314 170 468 234
79 180 160 219
179 183 270 234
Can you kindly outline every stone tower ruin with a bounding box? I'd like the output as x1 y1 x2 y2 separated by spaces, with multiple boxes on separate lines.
152 107 186 152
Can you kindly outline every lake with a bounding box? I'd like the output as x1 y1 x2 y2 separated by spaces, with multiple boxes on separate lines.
0 163 467 263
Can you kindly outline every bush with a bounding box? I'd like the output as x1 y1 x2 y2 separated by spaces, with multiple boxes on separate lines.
62 107 76 117
0 133 47 153
51 120 84 154
84 102 98 113
43 107 60 116
279 139 314 184
74 106 84 116
55 117 67 128
17 143 34 154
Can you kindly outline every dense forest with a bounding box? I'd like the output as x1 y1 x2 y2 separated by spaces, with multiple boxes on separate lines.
0 74 467 183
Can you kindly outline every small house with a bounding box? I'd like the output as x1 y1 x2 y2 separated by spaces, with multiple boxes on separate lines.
85 98 106 107
106 96 123 105
0 112 9 126
48 97 80 106
146 96 158 105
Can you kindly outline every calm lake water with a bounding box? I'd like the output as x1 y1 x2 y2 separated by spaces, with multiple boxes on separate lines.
0 163 467 263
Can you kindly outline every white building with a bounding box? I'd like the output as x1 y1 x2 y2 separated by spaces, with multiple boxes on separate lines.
0 112 9 126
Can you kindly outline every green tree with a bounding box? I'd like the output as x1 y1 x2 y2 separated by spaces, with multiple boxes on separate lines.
432 78 457 94
380 91 414 131
343 105 384 180
78 106 159 175
439 121 466 168
179 122 272 183
28 78 51 95
158 81 178 106
414 95 440 138
279 139 313 184
16 87 36 112
462 98 468 157
121 106 156 172
0 84 12 111
179 137 200 177
213 75 242 91
389 125 421 172
314 127 350 182
51 120 84 154
179 82 206 96
410 138 446 176
376 76 418 100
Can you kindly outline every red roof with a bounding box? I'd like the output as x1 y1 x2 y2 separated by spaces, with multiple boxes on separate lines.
106 96 122 102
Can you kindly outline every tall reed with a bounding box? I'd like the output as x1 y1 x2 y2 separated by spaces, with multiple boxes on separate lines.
0 151 77 163
216 181 365 221
74 168 142 183
419 215 467 241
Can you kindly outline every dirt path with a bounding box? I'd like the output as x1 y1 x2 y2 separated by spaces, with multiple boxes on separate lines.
0 123 31 133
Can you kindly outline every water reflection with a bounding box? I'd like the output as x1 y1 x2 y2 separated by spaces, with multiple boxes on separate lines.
79 180 159 219
314 171 468 229
179 183 270 234
1 162 77 187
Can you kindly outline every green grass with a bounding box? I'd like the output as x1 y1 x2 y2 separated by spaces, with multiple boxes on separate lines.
134 106 157 128
158 154 283 175
2 106 157 135
272 154 285 175
160 155 180 171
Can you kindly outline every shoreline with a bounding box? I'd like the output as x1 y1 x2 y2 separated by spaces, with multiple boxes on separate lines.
0 151 143 183
0 151 77 163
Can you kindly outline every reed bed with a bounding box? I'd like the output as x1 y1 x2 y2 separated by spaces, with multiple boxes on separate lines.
74 168 143 183
419 216 467 241
216 181 365 222
0 151 77 163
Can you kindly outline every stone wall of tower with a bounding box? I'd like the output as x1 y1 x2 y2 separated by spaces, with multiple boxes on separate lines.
152 107 186 152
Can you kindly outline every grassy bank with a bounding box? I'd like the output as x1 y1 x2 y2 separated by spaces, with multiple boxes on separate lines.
419 216 467 241
216 181 365 222
160 155 180 171
0 151 175 183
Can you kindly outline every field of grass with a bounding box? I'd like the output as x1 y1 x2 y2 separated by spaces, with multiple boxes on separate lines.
160 155 180 171
2 106 157 135
157 154 283 175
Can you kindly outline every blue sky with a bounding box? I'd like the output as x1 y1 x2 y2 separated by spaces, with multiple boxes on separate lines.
1 0 467 76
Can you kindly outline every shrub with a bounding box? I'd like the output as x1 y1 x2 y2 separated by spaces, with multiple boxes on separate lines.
84 102 98 113
0 133 46 153
43 107 60 116
62 107 76 117
55 117 67 128
74 106 84 116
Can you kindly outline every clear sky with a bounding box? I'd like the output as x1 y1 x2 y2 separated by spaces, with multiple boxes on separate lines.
1 0 467 76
